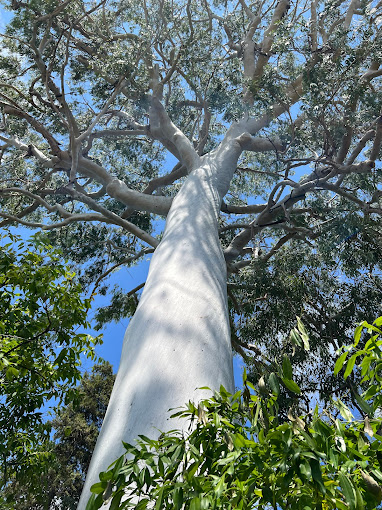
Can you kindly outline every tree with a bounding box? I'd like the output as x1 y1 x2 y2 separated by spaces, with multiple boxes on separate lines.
0 0 381 505
230 237 382 419
86 318 382 510
0 231 100 497
48 362 115 510
1 362 115 510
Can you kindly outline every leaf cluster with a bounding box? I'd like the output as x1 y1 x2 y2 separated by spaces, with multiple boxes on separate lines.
86 318 382 510
0 231 101 491
1 361 115 510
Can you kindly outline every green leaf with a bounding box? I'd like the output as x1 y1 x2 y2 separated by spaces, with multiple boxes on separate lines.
354 392 373 416
289 328 302 347
371 469 382 482
299 461 312 479
297 317 310 351
90 482 107 495
354 484 364 510
268 372 280 396
6 366 20 380
214 473 226 497
110 491 124 510
334 351 349 376
282 354 293 380
200 496 211 509
190 497 201 510
334 499 351 510
54 348 67 365
155 486 164 510
333 399 354 421
363 384 379 400
344 352 361 380
186 461 199 479
282 378 301 394
112 455 124 476
310 459 325 494
85 493 99 510
173 487 184 510
233 432 246 449
339 472 356 510
354 324 364 347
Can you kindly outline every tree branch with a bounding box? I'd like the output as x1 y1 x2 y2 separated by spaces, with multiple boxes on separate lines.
149 96 200 171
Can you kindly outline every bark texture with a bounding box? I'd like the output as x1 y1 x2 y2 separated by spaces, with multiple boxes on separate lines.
78 144 239 508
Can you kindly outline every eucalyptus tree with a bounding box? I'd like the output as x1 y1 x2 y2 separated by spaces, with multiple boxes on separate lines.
0 0 381 506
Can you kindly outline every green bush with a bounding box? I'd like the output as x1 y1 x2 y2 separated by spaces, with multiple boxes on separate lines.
88 318 382 510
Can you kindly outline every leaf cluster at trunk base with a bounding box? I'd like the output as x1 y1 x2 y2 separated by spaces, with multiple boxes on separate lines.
86 318 382 510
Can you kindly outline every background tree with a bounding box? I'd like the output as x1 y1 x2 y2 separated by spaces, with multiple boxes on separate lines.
0 362 115 510
0 231 99 496
0 0 381 504
231 235 382 419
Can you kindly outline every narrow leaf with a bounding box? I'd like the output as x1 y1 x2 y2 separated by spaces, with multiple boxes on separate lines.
282 354 293 380
289 328 302 347
354 392 373 416
268 372 280 396
214 473 226 497
354 324 363 347
282 378 301 394
297 317 310 351
310 459 325 494
334 399 354 421
344 353 361 380
339 472 356 510
334 351 349 376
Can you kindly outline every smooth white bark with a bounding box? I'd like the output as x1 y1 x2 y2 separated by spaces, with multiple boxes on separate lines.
78 144 240 509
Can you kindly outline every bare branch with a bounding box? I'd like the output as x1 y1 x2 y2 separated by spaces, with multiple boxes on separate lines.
0 209 114 230
149 97 200 171
245 0 290 103
260 232 296 263
91 248 154 297
346 130 375 165
0 135 57 167
310 0 318 52
221 201 267 214
370 115 382 162
66 188 160 248
223 157 375 261
1 104 62 156
236 133 284 152
143 163 187 195
77 79 128 143
219 223 251 233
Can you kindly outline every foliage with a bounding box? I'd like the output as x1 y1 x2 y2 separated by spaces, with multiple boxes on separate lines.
229 236 382 418
0 361 115 510
0 0 381 412
0 0 382 501
86 318 382 510
0 231 100 493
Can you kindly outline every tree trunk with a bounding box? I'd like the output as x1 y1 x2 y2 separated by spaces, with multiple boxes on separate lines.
78 143 239 509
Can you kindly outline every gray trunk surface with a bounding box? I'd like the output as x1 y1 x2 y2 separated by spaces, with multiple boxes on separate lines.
78 147 238 509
